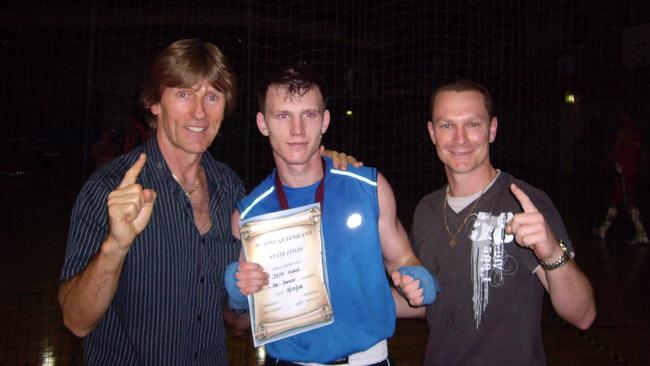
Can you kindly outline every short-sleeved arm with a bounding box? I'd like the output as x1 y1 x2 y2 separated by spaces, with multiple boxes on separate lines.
60 180 112 281
517 181 574 254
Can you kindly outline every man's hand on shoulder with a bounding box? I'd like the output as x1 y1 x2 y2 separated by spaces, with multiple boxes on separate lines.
320 145 363 170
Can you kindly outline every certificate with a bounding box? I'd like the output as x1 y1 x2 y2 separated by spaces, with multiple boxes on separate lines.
239 203 333 346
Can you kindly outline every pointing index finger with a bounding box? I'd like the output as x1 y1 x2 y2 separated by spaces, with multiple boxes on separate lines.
119 153 147 188
510 183 538 213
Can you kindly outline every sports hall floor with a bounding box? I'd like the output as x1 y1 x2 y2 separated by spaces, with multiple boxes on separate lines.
1 177 649 366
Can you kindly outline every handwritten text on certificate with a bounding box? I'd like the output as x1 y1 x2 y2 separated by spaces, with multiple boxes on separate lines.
239 203 333 346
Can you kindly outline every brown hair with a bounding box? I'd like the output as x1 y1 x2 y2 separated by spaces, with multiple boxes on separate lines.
257 64 327 113
430 79 493 118
141 39 238 117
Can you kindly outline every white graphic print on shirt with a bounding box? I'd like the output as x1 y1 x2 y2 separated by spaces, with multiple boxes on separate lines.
469 211 517 328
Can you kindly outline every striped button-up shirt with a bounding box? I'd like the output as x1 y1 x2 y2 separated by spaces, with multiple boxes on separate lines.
60 137 244 365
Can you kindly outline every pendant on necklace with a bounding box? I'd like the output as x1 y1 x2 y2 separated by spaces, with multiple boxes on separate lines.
172 173 199 199
185 185 199 198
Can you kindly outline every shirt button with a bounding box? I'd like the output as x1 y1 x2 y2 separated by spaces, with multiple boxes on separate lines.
200 276 205 284
197 314 202 321
194 352 198 359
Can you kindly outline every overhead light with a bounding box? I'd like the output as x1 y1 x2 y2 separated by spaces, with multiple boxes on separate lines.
564 93 576 104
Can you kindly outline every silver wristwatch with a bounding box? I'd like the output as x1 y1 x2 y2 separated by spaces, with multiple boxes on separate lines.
540 240 571 271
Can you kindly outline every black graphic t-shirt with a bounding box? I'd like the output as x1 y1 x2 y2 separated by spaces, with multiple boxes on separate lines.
411 172 573 366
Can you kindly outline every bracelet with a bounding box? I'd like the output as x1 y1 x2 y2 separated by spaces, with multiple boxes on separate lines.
540 240 571 271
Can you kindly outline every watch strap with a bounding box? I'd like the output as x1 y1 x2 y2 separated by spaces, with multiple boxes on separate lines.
540 239 571 271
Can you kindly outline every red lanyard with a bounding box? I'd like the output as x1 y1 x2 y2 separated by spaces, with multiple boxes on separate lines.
274 158 326 211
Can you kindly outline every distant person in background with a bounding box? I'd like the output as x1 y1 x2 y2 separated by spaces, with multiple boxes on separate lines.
91 127 119 168
594 108 648 246
123 104 154 153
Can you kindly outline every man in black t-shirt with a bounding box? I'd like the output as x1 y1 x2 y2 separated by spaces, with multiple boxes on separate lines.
403 80 596 365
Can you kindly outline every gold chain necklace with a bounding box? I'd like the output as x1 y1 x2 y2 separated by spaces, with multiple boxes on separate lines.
173 174 200 199
442 170 500 246
443 192 484 247
183 184 199 198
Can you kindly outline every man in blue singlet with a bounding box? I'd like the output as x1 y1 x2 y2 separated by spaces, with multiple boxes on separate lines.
225 66 437 365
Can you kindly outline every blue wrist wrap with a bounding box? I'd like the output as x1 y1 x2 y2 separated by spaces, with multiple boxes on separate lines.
399 265 440 305
225 261 248 310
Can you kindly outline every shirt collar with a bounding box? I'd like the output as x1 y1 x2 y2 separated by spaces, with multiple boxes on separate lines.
141 136 231 199
142 136 175 183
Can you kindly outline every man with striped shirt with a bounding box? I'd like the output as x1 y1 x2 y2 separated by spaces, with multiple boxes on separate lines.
58 39 247 365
